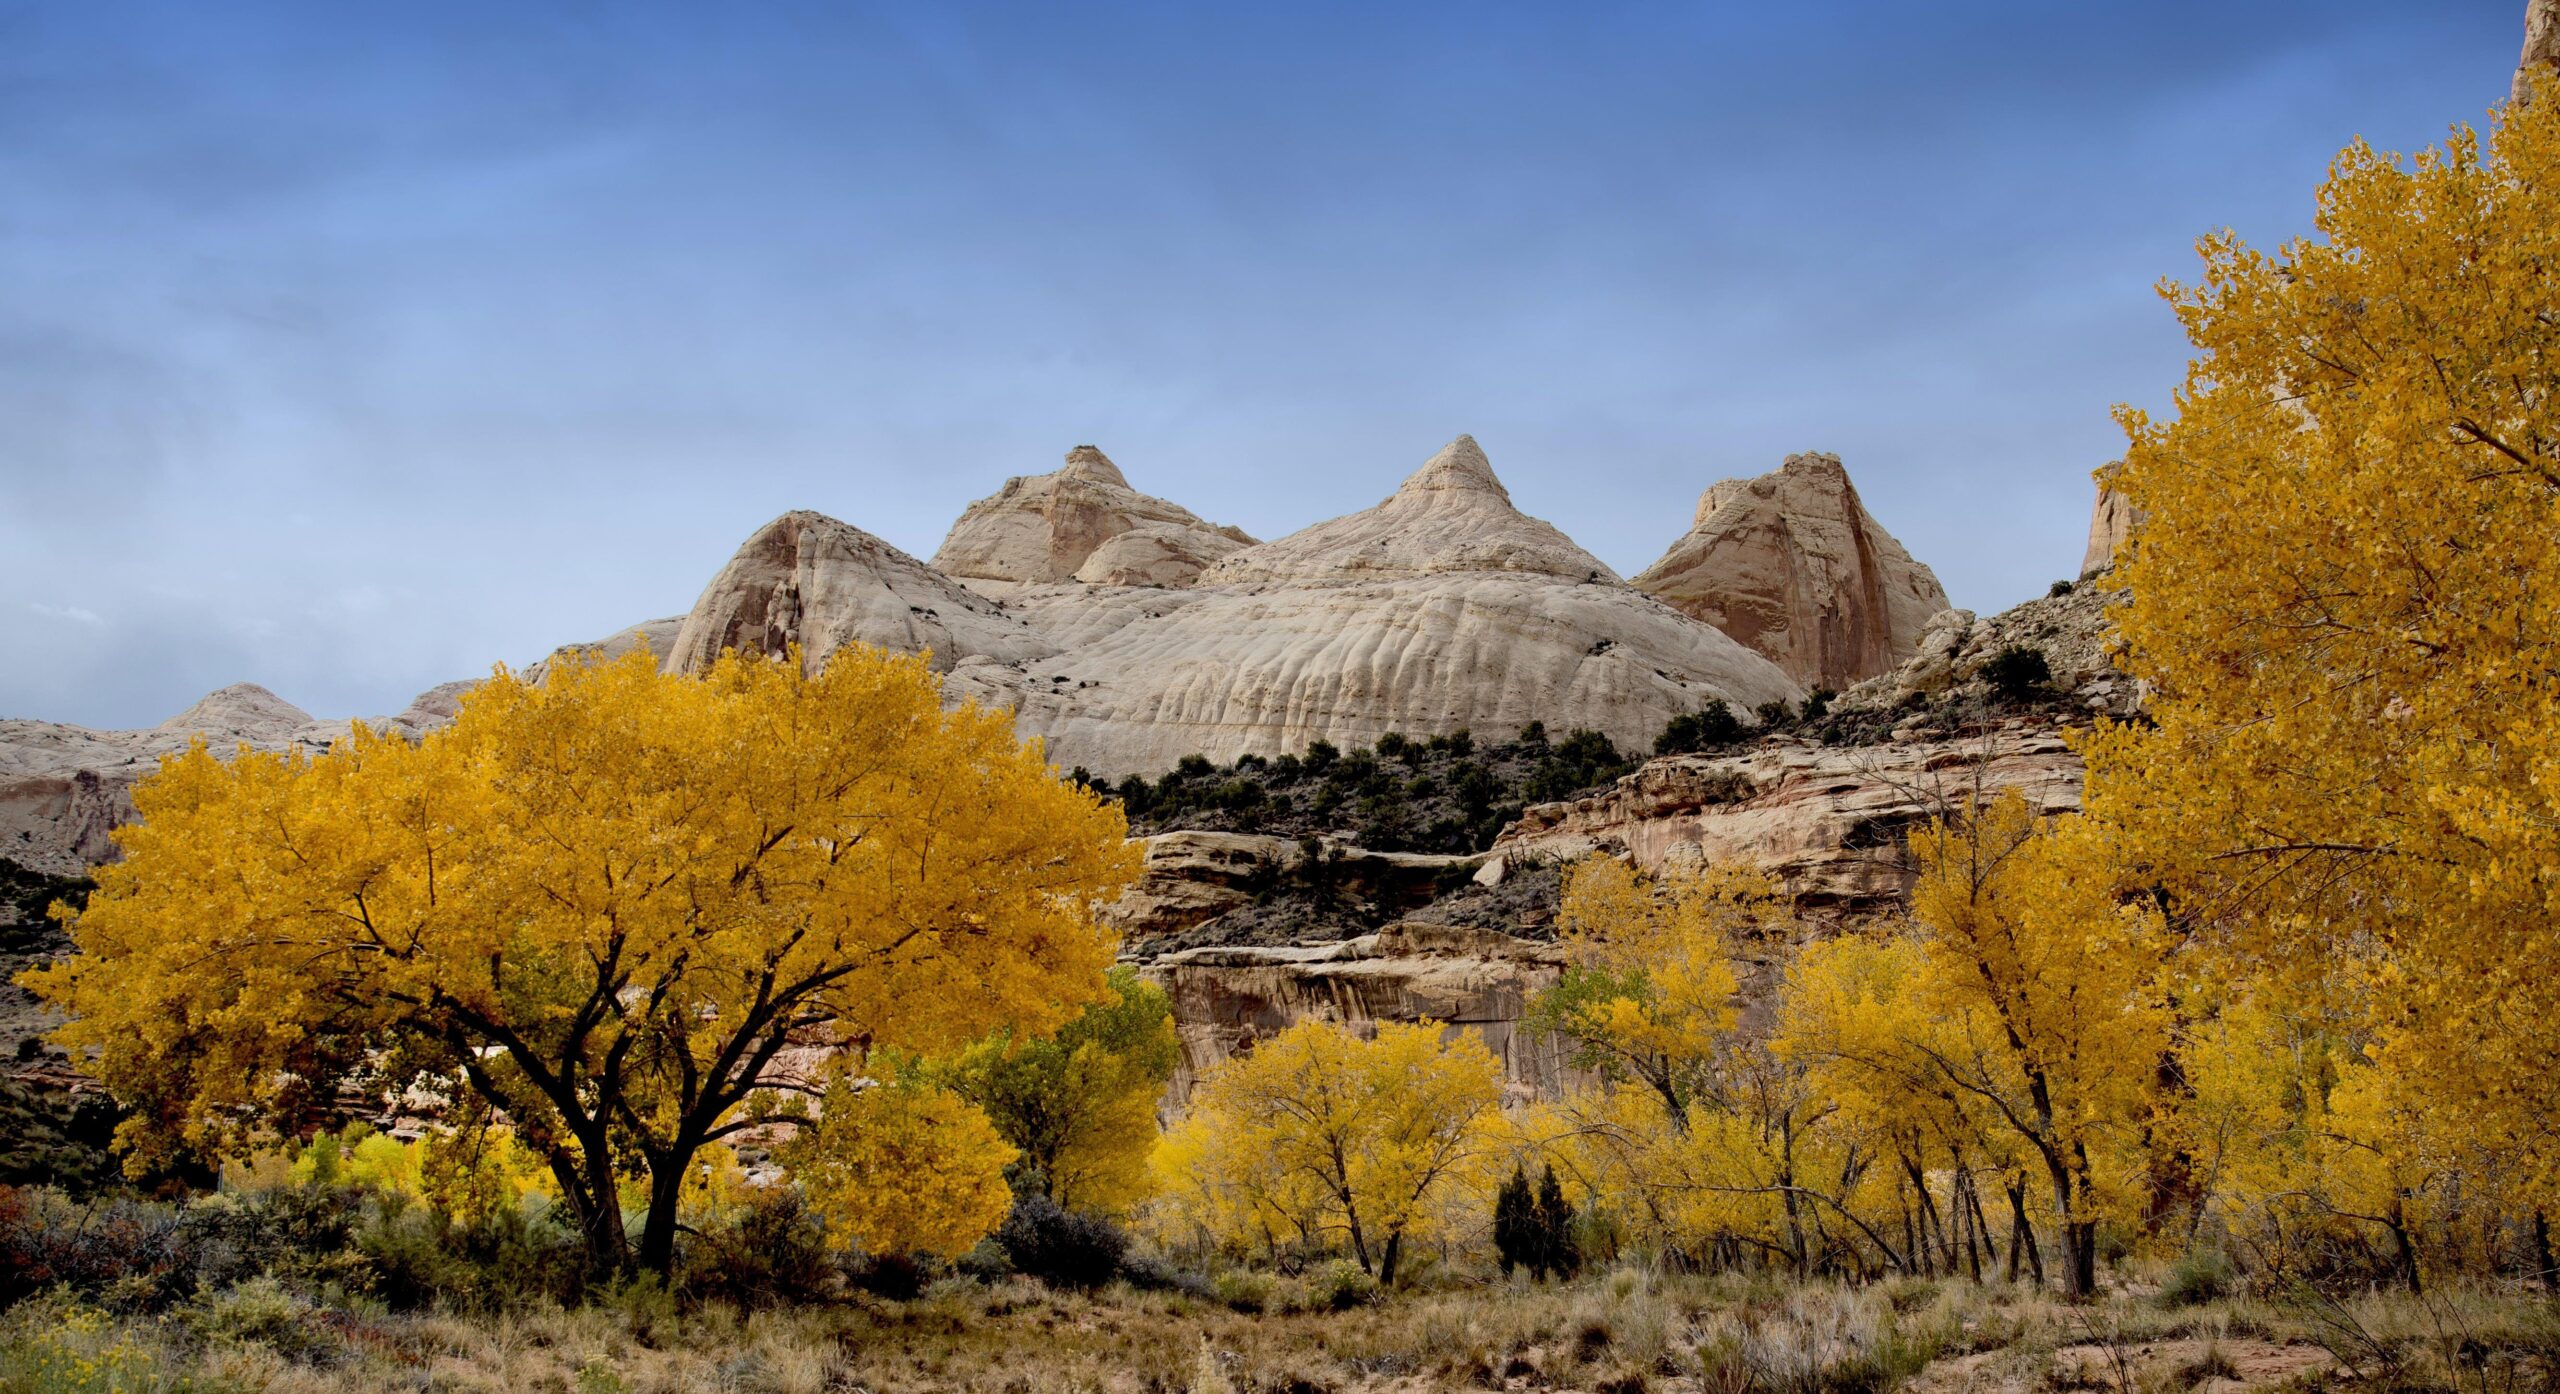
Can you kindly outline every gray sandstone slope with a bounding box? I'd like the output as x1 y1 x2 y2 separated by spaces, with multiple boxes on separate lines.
989 436 1803 775
1632 451 1947 693
930 445 1255 590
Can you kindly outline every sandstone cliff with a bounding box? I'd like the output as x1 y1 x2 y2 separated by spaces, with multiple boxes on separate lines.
1632 452 1947 692
1489 720 2082 911
930 445 1255 590
1142 924 1574 1103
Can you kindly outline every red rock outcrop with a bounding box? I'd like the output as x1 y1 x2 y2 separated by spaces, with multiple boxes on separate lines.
1632 452 1948 692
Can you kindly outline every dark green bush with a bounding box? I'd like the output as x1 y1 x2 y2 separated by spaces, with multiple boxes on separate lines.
1655 701 1741 756
995 1195 1127 1290
1982 646 2052 703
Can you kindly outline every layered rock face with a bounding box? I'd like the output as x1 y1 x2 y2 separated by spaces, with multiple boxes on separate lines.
1100 831 1483 940
1490 720 2083 911
929 445 1255 590
984 439 1803 774
1143 924 1573 1103
1632 452 1948 692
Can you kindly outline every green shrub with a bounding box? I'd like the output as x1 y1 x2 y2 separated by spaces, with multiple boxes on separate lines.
2158 1246 2235 1307
1655 702 1741 756
187 1274 336 1359
1212 1269 1275 1313
1315 1258 1377 1311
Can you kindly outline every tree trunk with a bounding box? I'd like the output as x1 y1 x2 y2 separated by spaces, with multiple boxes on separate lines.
2389 1201 2422 1296
2063 1220 2098 1301
1379 1230 1405 1287
2534 1211 2555 1293
567 1135 632 1277
2044 1143 2098 1300
637 1156 689 1278
2008 1181 2044 1286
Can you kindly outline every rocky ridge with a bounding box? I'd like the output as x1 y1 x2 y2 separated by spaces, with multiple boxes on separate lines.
671 435 1806 776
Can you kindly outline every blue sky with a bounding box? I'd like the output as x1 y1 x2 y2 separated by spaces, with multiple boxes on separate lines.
0 1 2529 726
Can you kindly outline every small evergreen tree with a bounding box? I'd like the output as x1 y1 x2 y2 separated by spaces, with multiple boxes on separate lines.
1534 1164 1580 1280
1982 645 2052 703
1492 1164 1534 1278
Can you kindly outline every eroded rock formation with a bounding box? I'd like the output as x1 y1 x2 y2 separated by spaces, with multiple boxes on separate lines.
978 438 1803 774
1632 452 1947 692
2522 0 2558 102
663 510 1055 676
2080 463 2140 580
930 445 1255 590
653 436 1803 776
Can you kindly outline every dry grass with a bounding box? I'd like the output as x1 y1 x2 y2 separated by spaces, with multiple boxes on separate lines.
0 1269 2551 1394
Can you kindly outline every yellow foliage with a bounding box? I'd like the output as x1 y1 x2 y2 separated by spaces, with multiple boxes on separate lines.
2087 74 2560 1208
1530 856 1779 1123
924 966 1180 1216
1156 1019 1500 1284
784 1079 1017 1259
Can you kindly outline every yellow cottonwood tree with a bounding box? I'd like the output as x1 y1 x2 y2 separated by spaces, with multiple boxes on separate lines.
24 645 1138 1275
1158 1018 1500 1285
920 965 1180 1216
2086 74 2560 1212
1527 856 1862 1272
1525 856 1780 1126
1894 794 2171 1298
